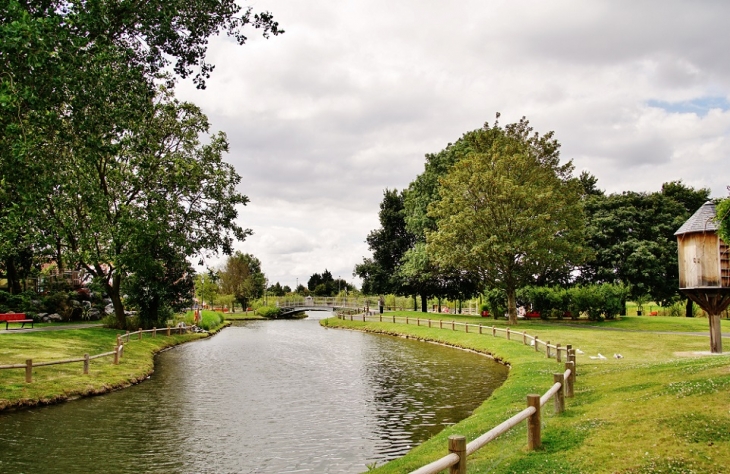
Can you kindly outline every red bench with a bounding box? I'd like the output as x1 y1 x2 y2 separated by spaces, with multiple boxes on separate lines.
0 313 34 330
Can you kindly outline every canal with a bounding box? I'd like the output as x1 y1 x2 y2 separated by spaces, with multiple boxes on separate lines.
0 313 508 473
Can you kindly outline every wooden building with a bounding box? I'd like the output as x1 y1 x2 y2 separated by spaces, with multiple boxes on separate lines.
675 201 730 353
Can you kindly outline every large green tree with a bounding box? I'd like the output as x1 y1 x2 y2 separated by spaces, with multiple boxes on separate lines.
355 189 415 295
219 252 265 311
579 181 710 306
427 118 587 324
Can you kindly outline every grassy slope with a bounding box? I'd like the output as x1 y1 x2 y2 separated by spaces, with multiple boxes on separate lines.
327 313 730 474
0 320 226 410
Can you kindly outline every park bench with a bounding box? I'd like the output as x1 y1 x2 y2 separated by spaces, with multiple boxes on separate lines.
0 313 34 330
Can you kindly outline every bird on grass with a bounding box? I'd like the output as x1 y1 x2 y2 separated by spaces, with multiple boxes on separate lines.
589 353 607 360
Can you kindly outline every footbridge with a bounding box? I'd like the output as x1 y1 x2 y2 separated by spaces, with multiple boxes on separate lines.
275 296 376 317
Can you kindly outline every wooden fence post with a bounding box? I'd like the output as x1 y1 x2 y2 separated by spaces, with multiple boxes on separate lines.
362 314 365 322
428 319 432 328
546 341 551 358
406 316 409 325
465 323 468 333
379 314 382 322
452 320 455 330
565 361 575 398
152 327 156 338
119 344 124 359
25 359 32 383
523 331 527 344
556 344 562 362
492 326 496 337
393 315 396 323
569 350 577 376
554 373 565 414
417 318 420 326
534 337 539 352
506 327 510 340
83 353 89 375
138 328 142 340
125 330 130 342
114 347 119 365
439 320 443 329
527 394 541 450
448 435 467 474
479 324 482 334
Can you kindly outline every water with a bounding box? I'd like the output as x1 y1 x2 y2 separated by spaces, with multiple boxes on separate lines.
0 314 507 473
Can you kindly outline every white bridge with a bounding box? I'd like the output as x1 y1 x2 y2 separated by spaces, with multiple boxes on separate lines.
275 296 376 317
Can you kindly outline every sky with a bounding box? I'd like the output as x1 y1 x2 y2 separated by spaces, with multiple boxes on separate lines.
177 0 730 290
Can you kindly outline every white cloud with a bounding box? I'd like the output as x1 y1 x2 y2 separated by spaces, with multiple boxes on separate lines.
178 0 730 288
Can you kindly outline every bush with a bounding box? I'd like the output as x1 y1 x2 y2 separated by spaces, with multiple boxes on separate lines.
256 306 281 318
569 283 627 321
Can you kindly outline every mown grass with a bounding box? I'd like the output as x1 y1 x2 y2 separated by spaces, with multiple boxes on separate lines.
327 312 730 473
0 327 211 410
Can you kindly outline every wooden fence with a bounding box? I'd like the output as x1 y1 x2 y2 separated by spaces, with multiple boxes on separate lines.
0 325 190 383
336 313 578 473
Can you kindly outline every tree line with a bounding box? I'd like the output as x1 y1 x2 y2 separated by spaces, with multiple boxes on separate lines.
0 1 282 328
355 113 720 324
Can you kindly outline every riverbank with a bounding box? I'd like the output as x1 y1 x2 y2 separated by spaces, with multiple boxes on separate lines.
325 313 730 473
0 322 227 411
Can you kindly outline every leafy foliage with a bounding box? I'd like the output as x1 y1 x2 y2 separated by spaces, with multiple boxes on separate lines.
427 116 587 324
219 252 265 311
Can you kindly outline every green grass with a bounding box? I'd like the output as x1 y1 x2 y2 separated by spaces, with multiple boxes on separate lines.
0 327 208 410
223 312 266 321
327 312 730 474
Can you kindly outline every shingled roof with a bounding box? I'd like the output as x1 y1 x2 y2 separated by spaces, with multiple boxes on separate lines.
675 201 718 236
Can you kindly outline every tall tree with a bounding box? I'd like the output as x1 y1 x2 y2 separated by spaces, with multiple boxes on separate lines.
579 181 710 305
355 189 415 295
219 252 265 311
427 118 587 324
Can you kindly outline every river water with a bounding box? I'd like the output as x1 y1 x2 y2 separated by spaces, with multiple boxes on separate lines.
0 314 507 473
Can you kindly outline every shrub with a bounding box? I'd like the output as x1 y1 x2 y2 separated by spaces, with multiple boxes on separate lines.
257 306 281 318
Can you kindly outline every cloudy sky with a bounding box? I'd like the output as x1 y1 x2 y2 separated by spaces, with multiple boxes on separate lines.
177 0 730 290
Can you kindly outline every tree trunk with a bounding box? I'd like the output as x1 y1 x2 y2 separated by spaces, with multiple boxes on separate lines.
6 258 21 295
413 295 417 312
420 291 428 313
507 286 518 325
106 274 126 329
437 298 441 313
685 299 694 318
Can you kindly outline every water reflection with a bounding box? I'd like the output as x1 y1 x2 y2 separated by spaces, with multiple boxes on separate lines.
0 314 507 473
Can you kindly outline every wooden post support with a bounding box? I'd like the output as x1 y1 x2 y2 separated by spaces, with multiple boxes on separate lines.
506 327 510 340
546 341 551 358
119 344 124 359
535 337 540 352
523 331 527 345
25 359 32 383
116 335 121 348
393 315 396 323
569 350 577 376
83 353 89 375
379 314 382 322
166 326 171 336
448 435 467 474
138 328 142 340
114 348 120 365
710 314 723 354
152 327 156 338
479 324 482 334
565 361 575 398
556 344 562 362
126 330 130 342
439 320 443 329
527 394 541 450
406 316 409 325
452 320 455 330
554 373 565 414
492 326 496 337
428 319 432 328
417 318 420 326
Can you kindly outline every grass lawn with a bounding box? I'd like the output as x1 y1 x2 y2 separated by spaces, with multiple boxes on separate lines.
0 327 212 410
327 312 730 473
223 312 266 321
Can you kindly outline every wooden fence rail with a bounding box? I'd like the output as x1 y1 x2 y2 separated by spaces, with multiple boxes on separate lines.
0 325 191 383
337 313 578 473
